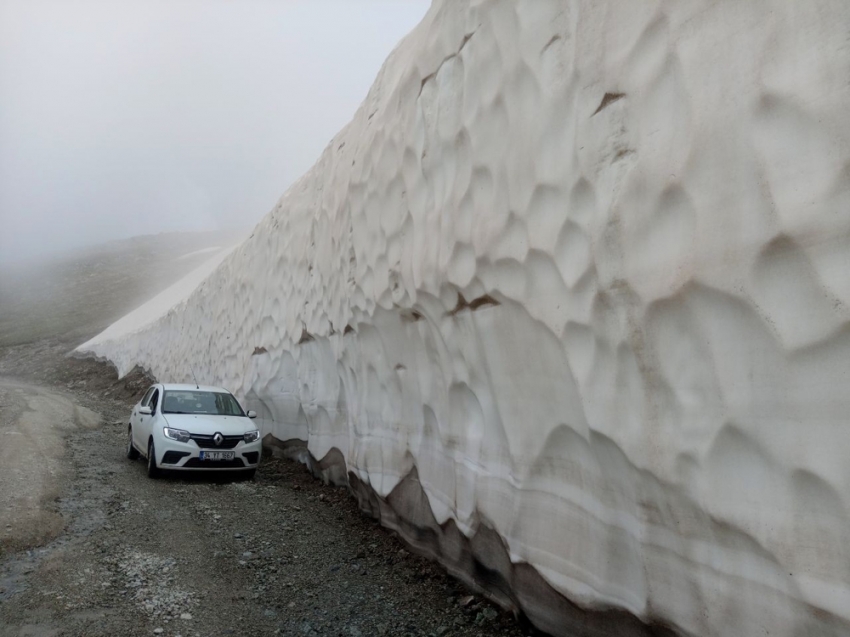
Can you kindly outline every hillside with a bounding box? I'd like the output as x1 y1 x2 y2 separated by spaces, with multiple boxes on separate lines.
0 230 244 348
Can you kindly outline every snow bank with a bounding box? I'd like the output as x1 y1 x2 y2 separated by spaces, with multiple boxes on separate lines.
77 2 850 635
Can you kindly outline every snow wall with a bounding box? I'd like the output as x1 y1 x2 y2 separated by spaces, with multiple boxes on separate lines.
78 2 850 635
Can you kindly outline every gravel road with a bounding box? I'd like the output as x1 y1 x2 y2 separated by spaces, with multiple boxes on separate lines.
0 378 101 552
0 348 537 637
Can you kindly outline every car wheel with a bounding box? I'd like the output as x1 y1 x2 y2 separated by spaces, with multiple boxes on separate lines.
147 439 161 479
126 426 140 460
243 469 257 480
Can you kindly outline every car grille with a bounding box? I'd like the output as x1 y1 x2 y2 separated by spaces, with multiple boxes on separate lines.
182 457 246 469
189 434 242 449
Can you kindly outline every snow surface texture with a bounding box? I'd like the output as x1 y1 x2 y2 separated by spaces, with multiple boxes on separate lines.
78 2 850 635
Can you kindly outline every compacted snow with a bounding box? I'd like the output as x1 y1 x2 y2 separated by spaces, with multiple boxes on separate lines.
78 2 850 635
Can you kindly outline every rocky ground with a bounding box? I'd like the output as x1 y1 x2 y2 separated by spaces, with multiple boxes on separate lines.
0 341 539 637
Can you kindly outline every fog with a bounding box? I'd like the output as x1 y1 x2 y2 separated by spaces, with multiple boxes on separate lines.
0 0 430 265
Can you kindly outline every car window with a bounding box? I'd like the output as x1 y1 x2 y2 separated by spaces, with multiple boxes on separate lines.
150 389 160 414
162 390 245 416
141 387 155 406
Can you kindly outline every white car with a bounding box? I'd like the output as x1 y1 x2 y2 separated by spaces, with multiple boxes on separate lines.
127 383 262 478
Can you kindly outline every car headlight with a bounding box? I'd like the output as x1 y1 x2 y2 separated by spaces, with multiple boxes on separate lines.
163 427 191 443
243 430 260 443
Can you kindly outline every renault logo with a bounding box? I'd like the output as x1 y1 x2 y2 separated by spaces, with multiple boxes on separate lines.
213 433 224 446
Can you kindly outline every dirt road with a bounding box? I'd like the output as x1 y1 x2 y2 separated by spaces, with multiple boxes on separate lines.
0 379 101 552
0 373 531 637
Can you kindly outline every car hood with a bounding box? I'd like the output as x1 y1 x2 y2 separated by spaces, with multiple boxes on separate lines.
161 414 256 435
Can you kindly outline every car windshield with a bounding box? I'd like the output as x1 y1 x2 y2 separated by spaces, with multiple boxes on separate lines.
162 390 245 416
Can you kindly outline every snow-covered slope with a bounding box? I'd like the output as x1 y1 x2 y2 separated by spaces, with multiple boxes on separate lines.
78 2 850 635
77 245 238 353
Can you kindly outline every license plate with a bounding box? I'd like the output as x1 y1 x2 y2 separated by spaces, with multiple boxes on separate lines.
199 451 235 461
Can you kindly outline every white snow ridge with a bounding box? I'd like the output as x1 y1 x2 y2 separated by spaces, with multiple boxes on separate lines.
77 2 850 636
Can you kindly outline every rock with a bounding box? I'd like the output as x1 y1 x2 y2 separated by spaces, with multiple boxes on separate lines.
475 607 498 625
153 629 164 635
458 595 475 607
180 612 193 620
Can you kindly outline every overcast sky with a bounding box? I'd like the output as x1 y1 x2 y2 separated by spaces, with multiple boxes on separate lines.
0 0 430 263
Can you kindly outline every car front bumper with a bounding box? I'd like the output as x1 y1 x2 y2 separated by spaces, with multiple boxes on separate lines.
154 437 262 471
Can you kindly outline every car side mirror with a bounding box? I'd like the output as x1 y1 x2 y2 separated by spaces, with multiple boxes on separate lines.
139 406 152 415
247 410 257 419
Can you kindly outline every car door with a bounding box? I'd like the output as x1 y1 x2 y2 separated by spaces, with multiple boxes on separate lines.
136 387 160 453
133 386 155 449
147 388 161 444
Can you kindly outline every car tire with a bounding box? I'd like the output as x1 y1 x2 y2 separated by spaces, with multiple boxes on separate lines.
242 469 256 481
126 426 140 460
147 439 161 479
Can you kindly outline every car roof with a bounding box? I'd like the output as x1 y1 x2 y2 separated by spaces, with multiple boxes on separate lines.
159 383 232 393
